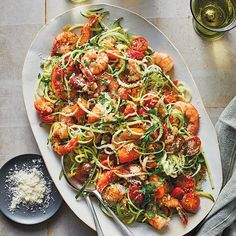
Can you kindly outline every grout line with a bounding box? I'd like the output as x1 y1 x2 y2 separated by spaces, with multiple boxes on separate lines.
47 220 52 236
205 107 225 109
45 0 47 24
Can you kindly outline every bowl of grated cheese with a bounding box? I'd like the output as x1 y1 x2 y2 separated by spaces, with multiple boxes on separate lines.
0 154 62 224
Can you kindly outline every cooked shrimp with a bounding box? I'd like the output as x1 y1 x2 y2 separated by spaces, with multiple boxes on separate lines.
117 87 132 100
159 194 188 225
112 164 147 181
149 176 169 200
87 103 105 123
174 101 199 135
34 97 54 116
128 60 142 82
117 143 140 164
59 100 88 125
81 49 109 75
118 128 145 141
78 15 98 45
50 123 78 155
51 65 76 100
97 73 119 94
51 31 78 56
152 52 174 73
102 184 126 206
146 213 170 230
96 170 118 192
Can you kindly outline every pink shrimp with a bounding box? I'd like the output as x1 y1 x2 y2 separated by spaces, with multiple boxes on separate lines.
102 184 126 206
59 100 88 125
51 31 78 56
152 52 174 73
159 194 188 225
34 97 54 116
81 49 109 75
50 123 78 155
128 61 142 82
146 213 170 230
78 15 99 45
174 101 200 135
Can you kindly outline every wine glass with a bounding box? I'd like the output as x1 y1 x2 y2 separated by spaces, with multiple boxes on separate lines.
190 0 236 40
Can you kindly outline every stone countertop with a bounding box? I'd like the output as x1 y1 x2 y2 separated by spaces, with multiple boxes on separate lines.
0 0 235 235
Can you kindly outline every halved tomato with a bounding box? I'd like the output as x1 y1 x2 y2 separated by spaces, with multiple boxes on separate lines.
130 37 148 52
127 49 144 60
181 192 200 213
176 176 196 193
129 185 144 206
170 187 185 200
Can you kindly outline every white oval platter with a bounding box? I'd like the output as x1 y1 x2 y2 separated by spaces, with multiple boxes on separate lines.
22 3 222 236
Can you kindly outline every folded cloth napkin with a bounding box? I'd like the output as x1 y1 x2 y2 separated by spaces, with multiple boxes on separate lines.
194 96 236 236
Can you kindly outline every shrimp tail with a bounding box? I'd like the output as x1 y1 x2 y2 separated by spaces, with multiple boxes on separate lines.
54 136 79 155
79 15 99 45
176 206 188 225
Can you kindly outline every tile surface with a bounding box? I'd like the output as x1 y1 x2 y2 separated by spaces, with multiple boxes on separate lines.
0 0 44 25
48 203 96 236
0 214 47 236
46 0 190 21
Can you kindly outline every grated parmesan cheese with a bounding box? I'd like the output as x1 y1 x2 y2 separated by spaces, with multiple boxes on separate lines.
5 159 52 213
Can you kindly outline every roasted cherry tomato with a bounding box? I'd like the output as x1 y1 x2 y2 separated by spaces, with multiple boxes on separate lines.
173 80 179 86
123 103 136 116
163 123 168 139
176 176 196 193
181 192 200 213
40 114 56 124
163 91 177 104
130 37 148 52
129 185 144 206
137 106 146 116
107 51 119 60
146 161 158 168
98 154 115 168
98 154 114 161
143 97 158 109
73 162 93 184
127 49 144 60
165 134 185 153
171 187 185 200
184 136 201 156
169 114 174 124
69 74 86 90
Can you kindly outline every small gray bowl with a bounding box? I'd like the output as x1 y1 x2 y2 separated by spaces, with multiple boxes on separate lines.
0 154 63 225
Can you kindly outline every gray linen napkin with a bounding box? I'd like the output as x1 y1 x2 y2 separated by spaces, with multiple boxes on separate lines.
195 96 236 236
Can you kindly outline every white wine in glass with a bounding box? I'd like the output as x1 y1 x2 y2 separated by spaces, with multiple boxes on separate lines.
190 0 236 40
